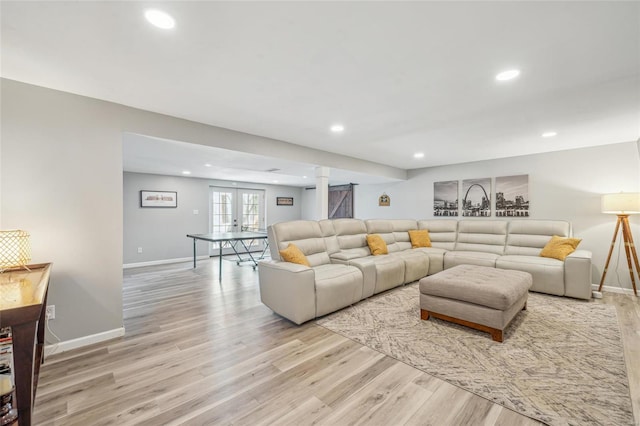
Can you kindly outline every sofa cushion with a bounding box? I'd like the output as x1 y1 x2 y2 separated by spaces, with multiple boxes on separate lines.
366 219 417 252
455 220 507 255
366 234 388 255
279 243 310 266
313 264 364 317
540 236 582 260
413 247 447 275
348 255 405 295
419 265 532 311
409 229 431 248
505 220 571 255
269 220 330 266
444 251 500 269
389 250 430 283
496 255 565 296
417 220 457 250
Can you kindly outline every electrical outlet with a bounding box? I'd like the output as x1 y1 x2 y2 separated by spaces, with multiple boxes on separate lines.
46 305 55 320
137 247 143 253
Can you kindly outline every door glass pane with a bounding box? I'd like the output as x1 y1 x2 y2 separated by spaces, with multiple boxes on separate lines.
242 192 260 231
212 191 234 249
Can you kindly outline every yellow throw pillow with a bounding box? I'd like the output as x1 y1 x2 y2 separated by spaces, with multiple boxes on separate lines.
408 229 432 248
279 243 311 266
366 234 388 255
540 235 582 261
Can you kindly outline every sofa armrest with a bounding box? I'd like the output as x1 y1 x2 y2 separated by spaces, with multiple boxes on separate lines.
258 260 316 324
564 249 592 299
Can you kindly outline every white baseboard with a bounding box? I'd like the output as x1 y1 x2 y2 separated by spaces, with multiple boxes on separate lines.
44 327 125 357
591 283 637 296
123 256 209 269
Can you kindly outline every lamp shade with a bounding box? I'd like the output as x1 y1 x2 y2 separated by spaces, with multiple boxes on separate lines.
601 193 640 214
0 230 31 270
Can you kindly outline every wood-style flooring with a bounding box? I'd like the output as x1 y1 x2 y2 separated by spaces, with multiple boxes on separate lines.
33 258 639 425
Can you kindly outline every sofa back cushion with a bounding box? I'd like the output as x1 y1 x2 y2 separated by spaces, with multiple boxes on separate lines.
268 220 330 266
331 218 370 257
455 220 507 255
506 220 571 256
365 219 417 252
417 220 458 250
318 219 340 256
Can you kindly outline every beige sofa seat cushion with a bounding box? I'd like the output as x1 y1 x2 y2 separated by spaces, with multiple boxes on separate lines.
444 251 500 269
413 247 447 275
496 255 565 296
348 255 405 296
419 265 532 311
313 264 364 317
388 250 430 283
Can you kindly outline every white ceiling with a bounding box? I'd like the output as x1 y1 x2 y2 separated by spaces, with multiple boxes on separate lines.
2 1 639 185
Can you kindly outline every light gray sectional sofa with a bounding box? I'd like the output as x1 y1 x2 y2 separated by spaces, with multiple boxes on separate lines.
259 218 592 324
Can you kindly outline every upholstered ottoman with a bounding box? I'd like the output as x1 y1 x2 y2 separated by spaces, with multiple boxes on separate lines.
419 264 532 342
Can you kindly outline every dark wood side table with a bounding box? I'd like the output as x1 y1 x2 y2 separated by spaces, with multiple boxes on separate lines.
0 263 51 426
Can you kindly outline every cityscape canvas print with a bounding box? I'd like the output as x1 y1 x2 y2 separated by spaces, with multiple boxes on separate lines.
462 178 491 217
433 181 458 216
495 174 529 217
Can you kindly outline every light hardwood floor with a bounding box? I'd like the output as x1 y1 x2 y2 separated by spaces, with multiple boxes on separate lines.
33 258 639 425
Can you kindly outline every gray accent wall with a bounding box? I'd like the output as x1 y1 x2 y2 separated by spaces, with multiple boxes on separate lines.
123 172 302 264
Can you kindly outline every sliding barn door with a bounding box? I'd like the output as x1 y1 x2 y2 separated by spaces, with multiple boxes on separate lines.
328 184 354 219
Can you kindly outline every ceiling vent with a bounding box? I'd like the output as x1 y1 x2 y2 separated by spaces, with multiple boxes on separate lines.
265 168 281 172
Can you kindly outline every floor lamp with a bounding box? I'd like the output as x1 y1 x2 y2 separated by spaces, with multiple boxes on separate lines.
598 192 640 296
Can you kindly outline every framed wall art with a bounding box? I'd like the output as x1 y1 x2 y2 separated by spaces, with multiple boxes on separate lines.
495 174 529 217
276 197 294 206
433 180 458 216
140 190 177 208
461 178 491 217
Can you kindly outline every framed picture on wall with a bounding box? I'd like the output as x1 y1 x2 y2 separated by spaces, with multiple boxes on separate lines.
461 178 491 217
276 197 294 206
495 175 529 217
434 180 458 216
140 190 177 208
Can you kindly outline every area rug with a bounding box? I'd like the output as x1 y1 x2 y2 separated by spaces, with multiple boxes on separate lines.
316 284 633 426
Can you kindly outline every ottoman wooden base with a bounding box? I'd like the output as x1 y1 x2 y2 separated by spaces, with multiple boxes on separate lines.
419 265 533 343
421 303 527 342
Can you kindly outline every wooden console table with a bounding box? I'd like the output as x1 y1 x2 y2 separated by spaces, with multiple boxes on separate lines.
0 263 51 426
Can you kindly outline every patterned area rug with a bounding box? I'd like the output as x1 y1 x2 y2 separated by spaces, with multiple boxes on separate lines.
316 284 633 426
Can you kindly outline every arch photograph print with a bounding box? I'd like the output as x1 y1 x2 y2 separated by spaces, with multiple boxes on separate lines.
462 178 491 217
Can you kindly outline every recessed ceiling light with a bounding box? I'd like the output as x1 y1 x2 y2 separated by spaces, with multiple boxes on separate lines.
204 163 212 167
144 9 175 29
413 152 425 159
182 170 191 175
273 180 279 183
542 131 558 138
330 124 345 133
302 176 308 179
495 69 520 81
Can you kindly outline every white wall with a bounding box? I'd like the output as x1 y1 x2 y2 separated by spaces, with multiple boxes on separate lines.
354 142 640 291
123 172 302 264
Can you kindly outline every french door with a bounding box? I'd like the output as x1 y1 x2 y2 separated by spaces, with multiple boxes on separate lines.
209 187 266 255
